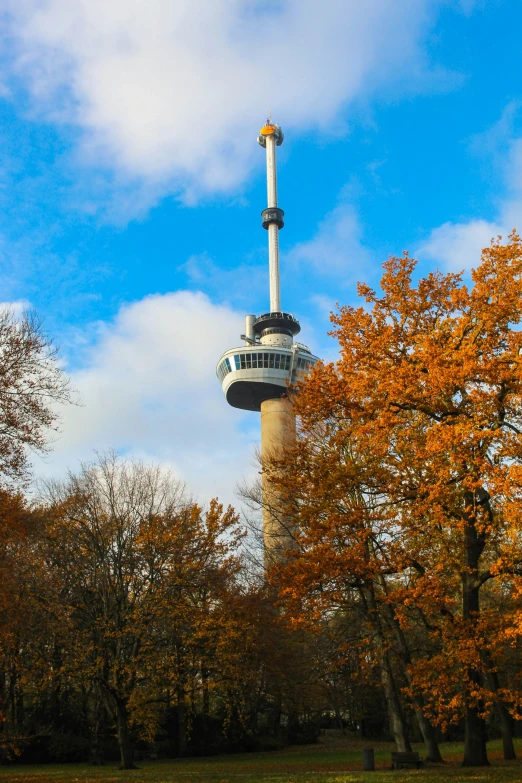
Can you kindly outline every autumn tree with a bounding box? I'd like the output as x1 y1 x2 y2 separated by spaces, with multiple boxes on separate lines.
0 305 71 758
270 465 439 757
39 453 242 769
272 234 522 766
0 308 72 485
130 483 244 757
243 418 440 755
0 490 39 758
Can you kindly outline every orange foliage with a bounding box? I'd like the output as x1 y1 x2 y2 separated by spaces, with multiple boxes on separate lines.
272 234 522 765
37 454 244 768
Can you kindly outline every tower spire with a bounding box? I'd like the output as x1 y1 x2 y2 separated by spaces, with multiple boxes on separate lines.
258 121 284 313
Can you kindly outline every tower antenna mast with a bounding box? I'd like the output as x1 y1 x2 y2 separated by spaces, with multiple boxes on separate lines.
257 120 284 312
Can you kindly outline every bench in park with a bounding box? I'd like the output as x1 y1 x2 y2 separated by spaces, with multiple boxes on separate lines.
391 751 422 769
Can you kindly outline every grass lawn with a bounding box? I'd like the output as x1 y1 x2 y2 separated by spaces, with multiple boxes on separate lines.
1 737 521 783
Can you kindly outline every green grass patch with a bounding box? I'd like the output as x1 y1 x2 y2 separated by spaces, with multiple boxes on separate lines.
1 738 520 783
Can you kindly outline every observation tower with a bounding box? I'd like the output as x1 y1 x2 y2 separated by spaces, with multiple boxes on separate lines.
216 119 319 562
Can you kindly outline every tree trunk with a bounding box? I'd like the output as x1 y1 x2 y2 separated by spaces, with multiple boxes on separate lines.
177 699 188 757
8 668 16 724
490 673 516 761
463 692 489 768
380 590 443 762
478 649 516 760
364 583 411 752
414 707 443 763
90 691 105 766
494 700 516 761
115 700 136 770
202 664 210 718
334 705 345 735
462 492 489 767
380 649 412 752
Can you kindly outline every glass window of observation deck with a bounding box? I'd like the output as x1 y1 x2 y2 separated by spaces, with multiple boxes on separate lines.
219 352 293 379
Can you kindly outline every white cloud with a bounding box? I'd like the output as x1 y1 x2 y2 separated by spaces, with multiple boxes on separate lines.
178 252 267 309
418 218 505 272
287 202 372 280
0 298 31 315
419 111 522 272
5 0 444 202
35 291 258 507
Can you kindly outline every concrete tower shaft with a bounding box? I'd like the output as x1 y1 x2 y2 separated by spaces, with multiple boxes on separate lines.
260 397 298 562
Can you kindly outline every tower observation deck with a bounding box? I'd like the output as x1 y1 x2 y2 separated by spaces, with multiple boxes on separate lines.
216 119 319 562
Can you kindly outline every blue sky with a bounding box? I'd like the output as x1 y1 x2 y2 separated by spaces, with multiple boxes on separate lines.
1 0 521 504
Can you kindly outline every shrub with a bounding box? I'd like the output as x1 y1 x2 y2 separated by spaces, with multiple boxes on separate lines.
48 733 90 763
